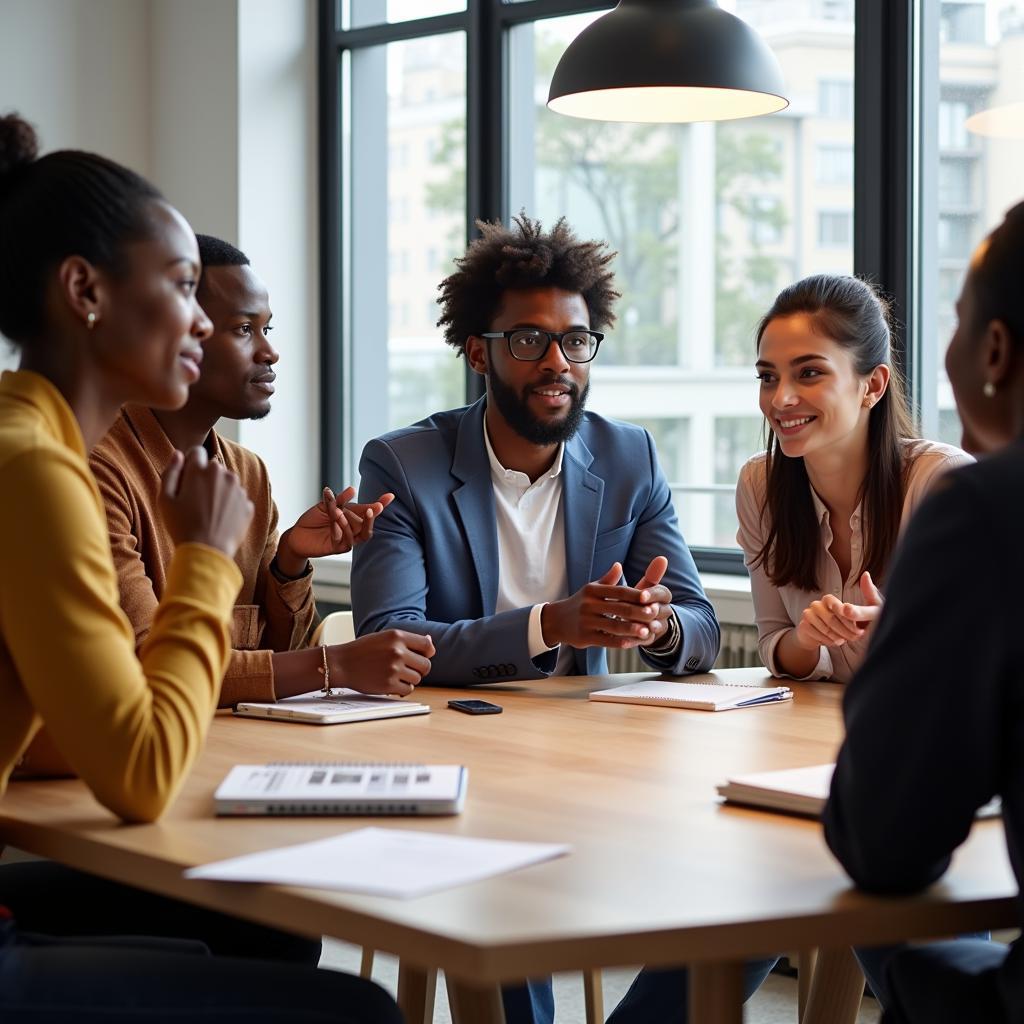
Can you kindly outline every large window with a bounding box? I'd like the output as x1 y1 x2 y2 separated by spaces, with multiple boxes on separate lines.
920 1 1024 447
340 0 466 30
498 3 854 552
341 30 466 467
321 0 970 572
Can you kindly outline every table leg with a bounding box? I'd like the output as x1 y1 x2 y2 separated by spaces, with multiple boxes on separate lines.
801 946 864 1024
797 948 818 1021
689 960 745 1024
446 976 506 1024
583 968 605 1024
397 963 437 1024
359 947 376 978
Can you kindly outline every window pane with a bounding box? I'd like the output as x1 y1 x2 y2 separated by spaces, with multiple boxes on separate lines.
819 78 854 118
340 0 465 31
818 209 853 247
508 1 855 549
344 32 466 477
937 157 973 206
714 416 765 547
924 2 1021 447
816 143 853 184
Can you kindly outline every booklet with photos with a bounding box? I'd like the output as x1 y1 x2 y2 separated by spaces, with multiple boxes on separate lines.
214 762 468 816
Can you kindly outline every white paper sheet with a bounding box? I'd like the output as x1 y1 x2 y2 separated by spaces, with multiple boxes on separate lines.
184 827 570 899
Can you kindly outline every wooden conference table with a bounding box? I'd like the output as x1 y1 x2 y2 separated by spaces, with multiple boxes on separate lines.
0 669 1017 1024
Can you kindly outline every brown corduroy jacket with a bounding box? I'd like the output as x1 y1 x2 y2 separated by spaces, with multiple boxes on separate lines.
89 405 318 707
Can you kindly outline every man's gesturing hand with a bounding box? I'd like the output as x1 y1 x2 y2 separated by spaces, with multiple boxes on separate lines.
276 485 395 575
632 556 675 648
540 561 667 650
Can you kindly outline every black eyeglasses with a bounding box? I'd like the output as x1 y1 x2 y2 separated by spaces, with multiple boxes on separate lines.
480 329 604 363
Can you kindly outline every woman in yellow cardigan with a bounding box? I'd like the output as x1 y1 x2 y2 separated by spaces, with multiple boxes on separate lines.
0 114 401 1024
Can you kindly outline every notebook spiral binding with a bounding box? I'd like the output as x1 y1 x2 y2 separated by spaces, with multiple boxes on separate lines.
267 761 427 768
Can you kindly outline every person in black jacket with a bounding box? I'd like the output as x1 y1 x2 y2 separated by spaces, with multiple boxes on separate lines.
823 199 1024 1023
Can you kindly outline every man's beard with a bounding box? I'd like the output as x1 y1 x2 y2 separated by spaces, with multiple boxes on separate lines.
488 365 589 445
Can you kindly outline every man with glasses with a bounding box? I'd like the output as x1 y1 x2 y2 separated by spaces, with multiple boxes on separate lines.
352 213 717 690
352 215 718 1024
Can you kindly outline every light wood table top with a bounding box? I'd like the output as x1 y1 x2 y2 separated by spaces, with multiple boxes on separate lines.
0 669 1016 1023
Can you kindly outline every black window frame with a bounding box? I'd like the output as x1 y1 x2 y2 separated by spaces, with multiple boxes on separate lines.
319 0 915 575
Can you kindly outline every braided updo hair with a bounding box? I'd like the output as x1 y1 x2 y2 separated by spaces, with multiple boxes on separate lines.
0 113 164 346
437 213 619 355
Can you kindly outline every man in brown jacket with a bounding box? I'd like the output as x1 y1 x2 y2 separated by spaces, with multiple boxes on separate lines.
90 234 434 707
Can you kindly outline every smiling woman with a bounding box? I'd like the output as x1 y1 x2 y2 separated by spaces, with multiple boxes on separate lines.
735 274 972 683
0 112 402 1023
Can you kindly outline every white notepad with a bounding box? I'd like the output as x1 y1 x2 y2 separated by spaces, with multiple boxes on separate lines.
589 677 792 712
234 689 430 725
717 763 1003 820
214 762 467 816
716 763 836 816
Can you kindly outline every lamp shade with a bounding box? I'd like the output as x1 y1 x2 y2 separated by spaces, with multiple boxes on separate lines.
547 0 789 124
964 101 1024 139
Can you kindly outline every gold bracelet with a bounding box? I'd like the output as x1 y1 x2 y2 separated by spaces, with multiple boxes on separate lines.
317 643 333 697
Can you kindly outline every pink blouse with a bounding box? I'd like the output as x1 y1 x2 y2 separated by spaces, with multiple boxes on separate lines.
735 439 972 682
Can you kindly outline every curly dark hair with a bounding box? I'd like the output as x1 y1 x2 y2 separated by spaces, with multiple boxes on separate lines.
437 213 619 355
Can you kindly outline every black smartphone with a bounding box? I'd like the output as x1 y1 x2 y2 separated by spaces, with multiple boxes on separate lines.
448 699 503 715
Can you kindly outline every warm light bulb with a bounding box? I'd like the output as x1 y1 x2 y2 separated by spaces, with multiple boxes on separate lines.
965 101 1024 139
548 86 789 124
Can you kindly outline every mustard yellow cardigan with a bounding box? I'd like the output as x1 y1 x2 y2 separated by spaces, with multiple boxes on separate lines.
0 370 242 822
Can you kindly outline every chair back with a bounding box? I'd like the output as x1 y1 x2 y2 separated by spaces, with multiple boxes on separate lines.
311 610 355 647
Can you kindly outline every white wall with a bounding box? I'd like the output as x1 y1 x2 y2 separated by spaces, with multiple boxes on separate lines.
234 0 320 525
149 0 240 245
0 0 153 371
0 0 320 525
0 0 152 166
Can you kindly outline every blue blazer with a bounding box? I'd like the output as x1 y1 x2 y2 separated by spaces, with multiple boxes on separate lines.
352 399 720 685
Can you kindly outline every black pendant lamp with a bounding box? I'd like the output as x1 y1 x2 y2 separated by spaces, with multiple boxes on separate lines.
547 0 789 124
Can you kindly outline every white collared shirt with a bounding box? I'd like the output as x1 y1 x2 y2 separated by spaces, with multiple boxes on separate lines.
483 422 575 675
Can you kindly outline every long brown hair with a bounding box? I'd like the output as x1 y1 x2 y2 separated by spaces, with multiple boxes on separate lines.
753 275 917 591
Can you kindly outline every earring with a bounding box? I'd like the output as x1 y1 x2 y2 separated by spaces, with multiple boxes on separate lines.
983 381 996 398
86 311 97 330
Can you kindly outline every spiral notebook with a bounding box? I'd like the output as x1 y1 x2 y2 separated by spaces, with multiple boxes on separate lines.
234 689 430 725
214 762 468 816
589 676 792 712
